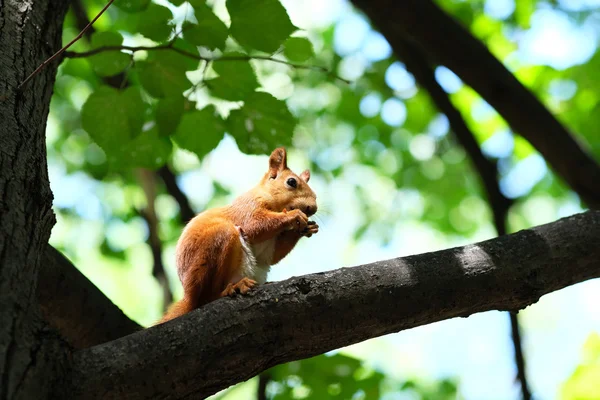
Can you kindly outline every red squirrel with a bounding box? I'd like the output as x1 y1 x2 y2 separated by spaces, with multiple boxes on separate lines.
158 147 318 323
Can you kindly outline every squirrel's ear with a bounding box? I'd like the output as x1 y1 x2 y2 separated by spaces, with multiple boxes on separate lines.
268 147 288 178
300 169 310 183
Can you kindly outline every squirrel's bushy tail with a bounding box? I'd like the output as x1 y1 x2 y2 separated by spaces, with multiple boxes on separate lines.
156 297 194 325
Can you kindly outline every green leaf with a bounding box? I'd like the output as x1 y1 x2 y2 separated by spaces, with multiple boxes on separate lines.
137 41 198 98
183 3 228 50
188 0 206 7
89 32 131 77
115 126 173 168
164 38 200 71
81 86 147 153
114 0 151 12
227 92 296 154
137 59 191 97
269 354 384 400
156 95 185 136
207 54 258 100
227 0 297 53
514 0 534 29
172 106 226 159
283 37 314 62
169 0 186 5
137 3 173 42
121 87 146 135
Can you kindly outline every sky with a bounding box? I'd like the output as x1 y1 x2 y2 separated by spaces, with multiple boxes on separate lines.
46 0 600 399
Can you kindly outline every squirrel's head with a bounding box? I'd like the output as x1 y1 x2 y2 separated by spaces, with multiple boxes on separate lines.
261 147 317 217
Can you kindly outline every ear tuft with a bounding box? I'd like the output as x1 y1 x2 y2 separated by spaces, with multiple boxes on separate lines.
300 169 310 183
268 147 288 178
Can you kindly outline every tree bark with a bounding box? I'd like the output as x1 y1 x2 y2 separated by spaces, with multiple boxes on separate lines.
0 1 72 398
66 211 600 399
351 0 600 209
37 245 142 349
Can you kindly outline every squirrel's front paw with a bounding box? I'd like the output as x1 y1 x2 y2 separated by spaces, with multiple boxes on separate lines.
285 209 308 232
301 220 319 237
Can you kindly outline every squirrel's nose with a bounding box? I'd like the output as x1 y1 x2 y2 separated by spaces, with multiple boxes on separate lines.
304 205 317 217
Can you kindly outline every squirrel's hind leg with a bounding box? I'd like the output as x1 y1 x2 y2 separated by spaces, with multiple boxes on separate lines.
220 277 257 297
217 225 258 298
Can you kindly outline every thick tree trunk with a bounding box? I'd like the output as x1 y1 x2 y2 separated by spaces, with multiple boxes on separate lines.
0 1 71 398
66 211 600 399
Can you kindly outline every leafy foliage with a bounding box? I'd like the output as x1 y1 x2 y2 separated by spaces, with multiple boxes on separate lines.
561 333 600 400
227 92 295 154
136 3 173 42
183 2 228 50
155 95 185 136
227 0 297 53
49 0 600 398
81 86 146 162
283 37 315 62
89 32 131 77
262 353 460 400
207 55 259 100
74 0 309 175
172 105 225 159
114 0 151 13
266 353 384 399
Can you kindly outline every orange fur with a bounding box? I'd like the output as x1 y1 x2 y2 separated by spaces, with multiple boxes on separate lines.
157 148 318 324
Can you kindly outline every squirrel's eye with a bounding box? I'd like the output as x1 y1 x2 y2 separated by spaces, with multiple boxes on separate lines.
286 177 297 188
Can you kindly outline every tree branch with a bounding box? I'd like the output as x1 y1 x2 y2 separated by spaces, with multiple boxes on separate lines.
396 39 512 235
351 0 600 209
17 0 114 90
509 312 531 400
136 169 174 312
396 39 531 400
157 165 196 224
37 245 141 348
257 372 271 400
63 46 351 84
66 211 600 399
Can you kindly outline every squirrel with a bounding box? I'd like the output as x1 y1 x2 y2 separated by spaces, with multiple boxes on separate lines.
158 147 318 324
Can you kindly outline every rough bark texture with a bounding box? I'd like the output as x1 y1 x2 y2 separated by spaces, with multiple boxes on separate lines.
0 0 72 398
37 245 142 349
351 0 600 209
66 211 600 400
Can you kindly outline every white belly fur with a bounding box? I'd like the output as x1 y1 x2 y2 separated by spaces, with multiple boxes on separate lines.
236 234 275 284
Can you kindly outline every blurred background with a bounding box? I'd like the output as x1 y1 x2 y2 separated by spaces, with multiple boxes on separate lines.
47 0 600 398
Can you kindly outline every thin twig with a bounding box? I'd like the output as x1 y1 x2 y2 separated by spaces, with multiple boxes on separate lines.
396 39 531 400
69 0 131 91
17 0 115 90
64 45 351 84
257 372 271 400
136 169 174 312
510 312 531 400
